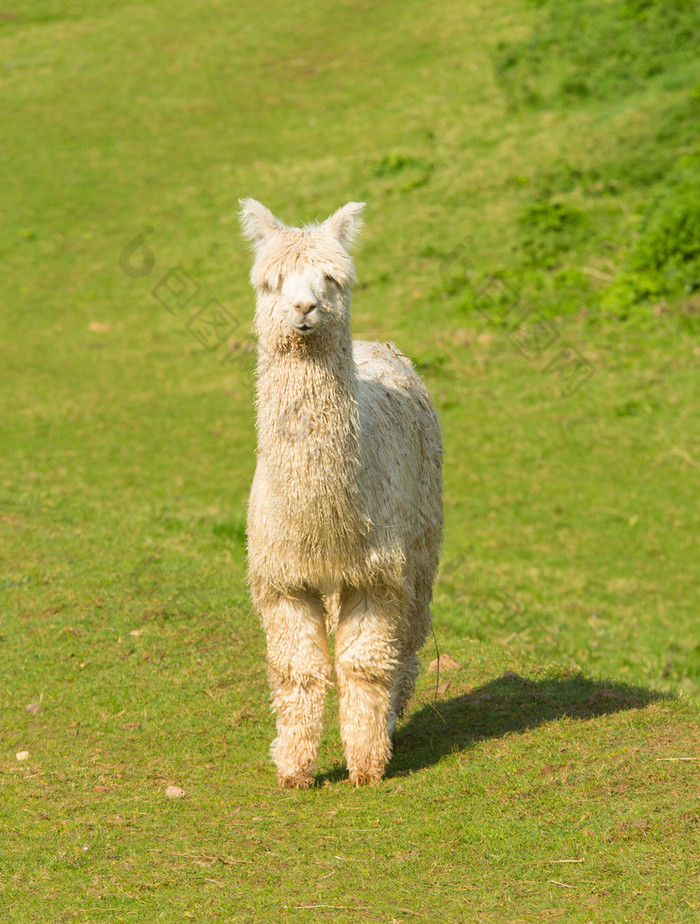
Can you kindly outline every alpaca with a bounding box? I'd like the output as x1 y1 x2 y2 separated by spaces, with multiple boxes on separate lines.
240 199 443 787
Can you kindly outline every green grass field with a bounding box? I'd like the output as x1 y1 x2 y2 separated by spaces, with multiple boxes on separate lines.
1 1 698 921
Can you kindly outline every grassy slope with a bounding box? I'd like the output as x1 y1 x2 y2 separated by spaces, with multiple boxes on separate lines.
1 1 698 921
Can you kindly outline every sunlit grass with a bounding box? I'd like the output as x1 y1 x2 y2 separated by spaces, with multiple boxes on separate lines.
1 0 698 921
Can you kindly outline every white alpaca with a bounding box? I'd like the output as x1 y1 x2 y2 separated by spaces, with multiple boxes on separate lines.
240 199 443 787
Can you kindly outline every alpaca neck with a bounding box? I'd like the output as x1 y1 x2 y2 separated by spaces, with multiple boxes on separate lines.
254 327 365 570
256 329 359 471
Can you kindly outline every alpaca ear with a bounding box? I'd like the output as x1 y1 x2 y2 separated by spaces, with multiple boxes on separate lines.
239 199 285 247
323 201 366 250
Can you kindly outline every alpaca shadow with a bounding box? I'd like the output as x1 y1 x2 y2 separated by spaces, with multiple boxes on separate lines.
387 671 670 778
317 671 670 784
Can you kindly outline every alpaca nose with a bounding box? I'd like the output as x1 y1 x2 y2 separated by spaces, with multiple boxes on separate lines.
294 299 317 316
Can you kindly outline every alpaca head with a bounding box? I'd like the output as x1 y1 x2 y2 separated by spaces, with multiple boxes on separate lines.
239 199 365 355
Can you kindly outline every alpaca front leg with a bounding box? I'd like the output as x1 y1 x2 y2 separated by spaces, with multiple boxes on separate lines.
335 590 398 785
261 591 331 788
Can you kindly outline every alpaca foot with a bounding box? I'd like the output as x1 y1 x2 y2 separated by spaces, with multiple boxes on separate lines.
278 772 314 789
348 767 384 786
347 749 388 785
271 734 319 791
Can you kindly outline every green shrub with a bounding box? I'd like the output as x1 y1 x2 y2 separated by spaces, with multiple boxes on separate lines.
494 0 700 108
605 151 700 314
629 153 700 279
370 151 434 192
517 198 589 266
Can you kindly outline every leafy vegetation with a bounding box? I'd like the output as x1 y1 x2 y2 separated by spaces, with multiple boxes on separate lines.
494 0 700 107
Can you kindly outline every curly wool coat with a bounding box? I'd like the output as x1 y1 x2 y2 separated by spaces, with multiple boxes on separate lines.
240 199 443 787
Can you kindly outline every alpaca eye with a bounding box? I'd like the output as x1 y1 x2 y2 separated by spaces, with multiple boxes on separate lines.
324 274 337 287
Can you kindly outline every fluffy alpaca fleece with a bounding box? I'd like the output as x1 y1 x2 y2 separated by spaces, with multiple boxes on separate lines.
240 199 443 787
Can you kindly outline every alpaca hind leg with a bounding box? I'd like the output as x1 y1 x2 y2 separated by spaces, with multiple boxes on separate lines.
262 591 331 788
391 649 421 724
335 590 398 785
392 599 432 723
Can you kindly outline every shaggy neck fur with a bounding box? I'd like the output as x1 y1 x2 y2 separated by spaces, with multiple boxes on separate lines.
255 320 367 569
